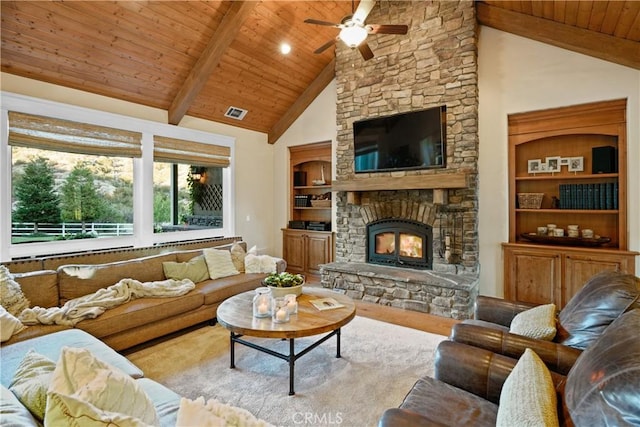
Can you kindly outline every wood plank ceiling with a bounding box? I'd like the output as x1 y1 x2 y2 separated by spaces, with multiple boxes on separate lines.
2 1 639 144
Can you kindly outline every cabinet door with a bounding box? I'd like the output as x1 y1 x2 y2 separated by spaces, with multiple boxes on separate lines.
305 232 333 275
504 247 561 305
282 231 305 274
563 252 635 306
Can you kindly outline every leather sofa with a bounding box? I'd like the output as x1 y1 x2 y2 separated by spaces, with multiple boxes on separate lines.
449 270 640 375
2 240 285 351
379 308 640 426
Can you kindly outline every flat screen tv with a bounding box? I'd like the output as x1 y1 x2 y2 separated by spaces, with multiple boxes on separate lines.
353 106 446 173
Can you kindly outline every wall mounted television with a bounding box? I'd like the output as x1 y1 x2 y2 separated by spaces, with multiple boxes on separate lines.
353 106 446 173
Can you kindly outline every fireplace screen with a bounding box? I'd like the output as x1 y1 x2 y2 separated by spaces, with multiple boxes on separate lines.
368 219 432 269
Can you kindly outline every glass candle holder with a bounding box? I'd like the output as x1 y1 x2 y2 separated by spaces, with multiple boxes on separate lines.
272 297 290 323
253 287 272 318
284 294 298 314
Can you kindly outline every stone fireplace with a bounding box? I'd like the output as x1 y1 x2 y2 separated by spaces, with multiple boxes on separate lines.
320 1 480 320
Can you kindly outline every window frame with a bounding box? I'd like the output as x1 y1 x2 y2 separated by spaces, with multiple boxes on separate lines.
1 92 235 261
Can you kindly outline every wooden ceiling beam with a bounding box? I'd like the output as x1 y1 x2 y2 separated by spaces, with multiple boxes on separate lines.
267 58 335 144
168 1 257 125
477 2 640 70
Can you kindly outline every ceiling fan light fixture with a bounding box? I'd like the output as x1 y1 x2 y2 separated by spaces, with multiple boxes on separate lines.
339 24 368 48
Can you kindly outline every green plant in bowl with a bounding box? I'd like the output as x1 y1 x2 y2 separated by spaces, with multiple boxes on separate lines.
263 272 305 297
263 272 304 288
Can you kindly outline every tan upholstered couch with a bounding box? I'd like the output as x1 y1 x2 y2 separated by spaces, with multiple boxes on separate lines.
3 240 285 351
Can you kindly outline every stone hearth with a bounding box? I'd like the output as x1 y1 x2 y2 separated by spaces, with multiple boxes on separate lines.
321 262 478 320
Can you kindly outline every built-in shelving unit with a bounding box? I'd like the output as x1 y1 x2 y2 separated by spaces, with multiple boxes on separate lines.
284 141 334 278
504 99 637 308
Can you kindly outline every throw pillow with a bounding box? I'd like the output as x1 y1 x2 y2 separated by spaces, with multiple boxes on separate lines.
0 265 30 317
230 242 247 273
510 303 557 341
163 254 210 283
45 347 159 427
0 305 26 342
9 350 56 421
203 248 240 280
244 254 278 274
177 396 274 427
496 348 559 427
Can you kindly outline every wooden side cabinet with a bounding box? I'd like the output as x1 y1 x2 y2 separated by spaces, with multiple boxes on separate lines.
282 229 334 277
503 243 637 308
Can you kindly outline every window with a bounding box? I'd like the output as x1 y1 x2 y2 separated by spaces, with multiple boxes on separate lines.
11 146 134 243
152 135 230 234
1 92 235 260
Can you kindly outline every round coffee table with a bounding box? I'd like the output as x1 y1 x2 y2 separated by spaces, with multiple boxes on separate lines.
217 287 356 395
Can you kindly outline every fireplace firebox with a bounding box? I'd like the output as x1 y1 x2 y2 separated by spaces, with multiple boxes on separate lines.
367 219 432 269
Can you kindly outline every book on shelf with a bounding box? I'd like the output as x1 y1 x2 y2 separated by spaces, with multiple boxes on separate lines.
309 297 344 311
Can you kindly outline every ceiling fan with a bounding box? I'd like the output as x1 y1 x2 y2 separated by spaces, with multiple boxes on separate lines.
304 0 408 61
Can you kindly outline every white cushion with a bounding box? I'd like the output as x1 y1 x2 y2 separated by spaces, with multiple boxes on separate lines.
177 396 273 427
244 254 278 274
510 303 557 341
45 347 159 427
203 248 240 280
9 350 56 421
0 265 30 317
496 348 559 427
0 305 26 342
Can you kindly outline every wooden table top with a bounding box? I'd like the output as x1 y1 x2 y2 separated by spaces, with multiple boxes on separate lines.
217 287 356 339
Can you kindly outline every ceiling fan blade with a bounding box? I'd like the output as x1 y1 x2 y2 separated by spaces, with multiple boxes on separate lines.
304 18 341 28
314 38 338 54
367 24 408 35
358 42 374 61
352 0 375 24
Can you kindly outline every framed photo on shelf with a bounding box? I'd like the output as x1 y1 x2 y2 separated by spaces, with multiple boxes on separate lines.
545 156 561 172
560 158 570 166
528 159 542 173
569 156 584 172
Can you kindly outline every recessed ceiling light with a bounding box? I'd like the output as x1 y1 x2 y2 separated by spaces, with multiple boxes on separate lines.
280 43 291 55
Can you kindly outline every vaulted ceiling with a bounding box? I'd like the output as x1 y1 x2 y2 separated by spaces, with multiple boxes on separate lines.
2 1 638 144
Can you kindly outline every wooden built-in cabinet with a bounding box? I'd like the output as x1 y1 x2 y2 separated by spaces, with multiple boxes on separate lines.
283 141 334 278
504 99 637 307
282 229 334 276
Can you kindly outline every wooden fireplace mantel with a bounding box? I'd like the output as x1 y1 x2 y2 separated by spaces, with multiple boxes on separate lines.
332 172 468 205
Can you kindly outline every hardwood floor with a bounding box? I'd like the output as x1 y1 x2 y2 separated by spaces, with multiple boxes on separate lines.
305 279 459 337
354 300 458 337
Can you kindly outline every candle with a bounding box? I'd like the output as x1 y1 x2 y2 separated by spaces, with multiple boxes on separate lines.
258 302 268 315
445 235 451 247
287 300 297 314
276 308 287 321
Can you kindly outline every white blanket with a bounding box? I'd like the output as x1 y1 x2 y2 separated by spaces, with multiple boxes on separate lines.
19 278 195 326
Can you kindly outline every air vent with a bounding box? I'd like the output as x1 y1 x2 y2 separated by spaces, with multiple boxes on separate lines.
224 106 248 120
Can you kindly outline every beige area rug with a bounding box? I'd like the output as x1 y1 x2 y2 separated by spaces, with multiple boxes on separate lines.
127 316 445 427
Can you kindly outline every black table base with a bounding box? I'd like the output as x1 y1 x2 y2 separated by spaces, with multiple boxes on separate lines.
229 328 342 395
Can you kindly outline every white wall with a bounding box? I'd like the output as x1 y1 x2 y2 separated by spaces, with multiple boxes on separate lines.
0 73 277 255
272 80 338 256
477 26 640 297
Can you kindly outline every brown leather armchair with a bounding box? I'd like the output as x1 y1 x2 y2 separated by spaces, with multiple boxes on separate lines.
379 309 640 427
449 270 639 374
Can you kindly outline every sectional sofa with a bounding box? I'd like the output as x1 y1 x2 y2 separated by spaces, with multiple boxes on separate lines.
1 238 283 426
2 239 284 350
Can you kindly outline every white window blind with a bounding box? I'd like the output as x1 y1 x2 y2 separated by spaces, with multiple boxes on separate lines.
153 135 231 167
8 111 142 157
